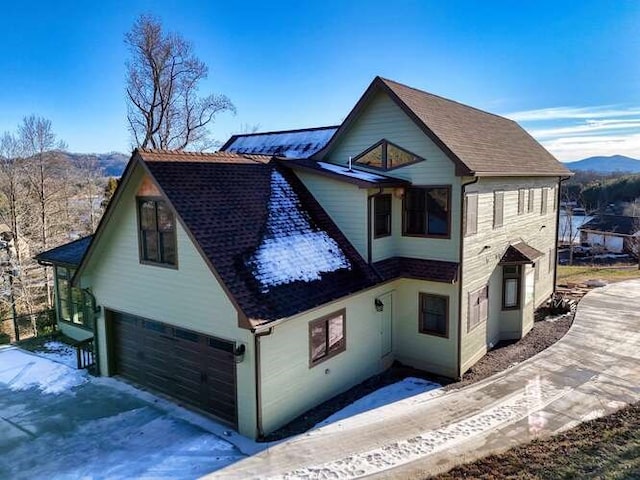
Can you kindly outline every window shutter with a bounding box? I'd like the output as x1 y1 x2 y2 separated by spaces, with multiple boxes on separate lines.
518 189 525 215
494 191 504 228
465 194 478 236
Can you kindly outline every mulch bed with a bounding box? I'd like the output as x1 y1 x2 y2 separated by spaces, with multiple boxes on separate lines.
261 304 577 442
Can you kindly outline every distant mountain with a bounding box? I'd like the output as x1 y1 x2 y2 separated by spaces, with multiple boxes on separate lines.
65 152 129 177
564 155 640 173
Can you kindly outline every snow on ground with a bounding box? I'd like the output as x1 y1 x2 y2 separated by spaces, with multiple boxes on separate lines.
281 382 572 479
37 340 78 369
249 170 351 290
317 161 390 182
0 347 86 394
315 378 442 429
0 347 246 479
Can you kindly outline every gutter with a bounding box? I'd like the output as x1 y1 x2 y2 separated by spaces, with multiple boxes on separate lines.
253 327 273 439
456 176 479 380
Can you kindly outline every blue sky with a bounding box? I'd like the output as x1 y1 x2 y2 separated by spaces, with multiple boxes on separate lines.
1 1 638 161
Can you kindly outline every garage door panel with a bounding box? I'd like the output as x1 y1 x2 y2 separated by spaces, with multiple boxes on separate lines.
109 311 237 427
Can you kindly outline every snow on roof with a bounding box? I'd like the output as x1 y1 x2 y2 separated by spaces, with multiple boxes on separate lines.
224 127 337 158
248 170 351 291
316 161 389 182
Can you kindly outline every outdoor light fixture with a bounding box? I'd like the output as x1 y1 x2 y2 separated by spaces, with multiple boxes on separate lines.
233 343 246 363
374 298 384 312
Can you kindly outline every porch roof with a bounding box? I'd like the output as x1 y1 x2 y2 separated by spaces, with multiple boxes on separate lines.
499 242 544 265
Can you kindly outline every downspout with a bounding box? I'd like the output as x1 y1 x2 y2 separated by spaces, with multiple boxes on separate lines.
367 187 384 266
555 176 572 291
456 176 479 380
253 327 273 439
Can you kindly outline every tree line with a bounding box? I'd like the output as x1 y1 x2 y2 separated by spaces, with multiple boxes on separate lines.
561 170 640 214
0 116 107 317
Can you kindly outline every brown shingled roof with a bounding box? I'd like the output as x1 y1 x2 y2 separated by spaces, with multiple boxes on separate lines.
316 77 571 177
137 150 379 326
373 257 459 283
499 242 544 265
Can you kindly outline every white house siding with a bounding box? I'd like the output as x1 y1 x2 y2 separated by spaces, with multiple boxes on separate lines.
82 165 257 438
460 177 559 374
324 91 461 263
583 232 624 252
295 171 368 259
393 279 459 378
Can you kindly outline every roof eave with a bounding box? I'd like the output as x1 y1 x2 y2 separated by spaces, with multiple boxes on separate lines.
281 159 410 189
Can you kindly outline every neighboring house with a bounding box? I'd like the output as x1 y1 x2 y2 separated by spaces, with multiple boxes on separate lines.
36 76 571 439
579 215 640 254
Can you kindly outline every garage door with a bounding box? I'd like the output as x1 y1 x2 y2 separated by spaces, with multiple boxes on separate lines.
108 310 237 426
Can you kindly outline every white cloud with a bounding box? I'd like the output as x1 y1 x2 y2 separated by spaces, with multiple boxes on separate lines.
506 104 640 161
506 106 640 122
542 132 640 162
529 119 640 139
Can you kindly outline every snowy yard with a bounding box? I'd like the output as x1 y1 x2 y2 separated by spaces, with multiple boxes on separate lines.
0 346 247 479
0 344 442 479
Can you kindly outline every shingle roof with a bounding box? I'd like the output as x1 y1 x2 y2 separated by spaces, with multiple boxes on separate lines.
499 242 544 265
35 236 93 267
579 215 640 236
139 150 378 325
373 257 459 283
221 126 338 158
316 77 572 177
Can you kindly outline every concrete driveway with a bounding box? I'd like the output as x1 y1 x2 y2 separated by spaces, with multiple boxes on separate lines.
214 279 640 479
0 347 250 479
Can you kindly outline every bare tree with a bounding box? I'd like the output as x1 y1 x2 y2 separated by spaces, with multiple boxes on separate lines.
0 132 25 262
19 115 68 307
125 14 235 151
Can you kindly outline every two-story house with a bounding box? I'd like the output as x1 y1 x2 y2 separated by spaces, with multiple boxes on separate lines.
36 77 571 439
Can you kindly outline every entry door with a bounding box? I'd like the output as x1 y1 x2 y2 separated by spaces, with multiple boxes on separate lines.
378 292 393 357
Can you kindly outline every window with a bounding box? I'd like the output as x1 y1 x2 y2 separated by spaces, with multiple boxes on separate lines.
419 293 449 337
374 194 392 238
309 310 346 366
138 198 177 266
354 140 424 171
468 285 489 332
464 193 478 236
518 189 525 215
502 265 521 309
541 188 548 215
54 267 93 329
528 188 535 212
403 186 451 237
493 191 504 228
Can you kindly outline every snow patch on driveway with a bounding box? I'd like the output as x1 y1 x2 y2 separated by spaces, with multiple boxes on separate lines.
315 377 442 429
0 348 86 394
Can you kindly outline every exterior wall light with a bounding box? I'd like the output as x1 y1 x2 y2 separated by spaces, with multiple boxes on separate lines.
374 298 384 312
234 343 246 363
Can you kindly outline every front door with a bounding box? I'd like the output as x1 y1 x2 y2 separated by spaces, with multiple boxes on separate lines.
378 292 393 358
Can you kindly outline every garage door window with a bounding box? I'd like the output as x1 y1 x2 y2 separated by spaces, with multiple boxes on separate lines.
137 198 177 267
309 309 346 366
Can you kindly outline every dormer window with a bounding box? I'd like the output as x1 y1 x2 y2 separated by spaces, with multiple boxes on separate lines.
137 198 177 267
354 140 424 171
